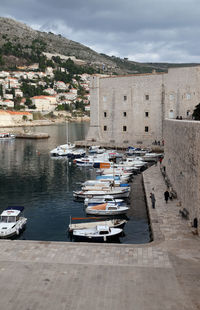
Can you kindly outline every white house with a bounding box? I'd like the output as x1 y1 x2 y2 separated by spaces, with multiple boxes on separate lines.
31 95 57 111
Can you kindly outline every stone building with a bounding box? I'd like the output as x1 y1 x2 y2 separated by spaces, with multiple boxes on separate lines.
87 66 200 147
0 110 33 126
31 95 57 112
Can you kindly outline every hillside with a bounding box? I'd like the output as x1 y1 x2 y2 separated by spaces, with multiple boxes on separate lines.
0 17 199 74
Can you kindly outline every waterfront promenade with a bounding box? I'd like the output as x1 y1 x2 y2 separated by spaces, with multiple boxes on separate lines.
0 165 199 310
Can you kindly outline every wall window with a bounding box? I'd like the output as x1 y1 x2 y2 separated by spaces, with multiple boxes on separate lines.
123 112 127 117
104 126 107 131
124 95 127 101
187 110 190 116
103 96 107 102
145 94 149 100
104 112 107 117
145 112 149 117
169 110 174 119
169 94 174 100
186 93 191 100
123 126 127 132
145 126 149 132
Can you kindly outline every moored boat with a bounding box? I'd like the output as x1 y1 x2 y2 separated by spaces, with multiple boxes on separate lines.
143 153 163 162
84 195 125 206
50 142 75 157
0 133 15 140
68 218 127 232
0 206 27 238
73 187 130 200
85 202 130 215
72 224 123 242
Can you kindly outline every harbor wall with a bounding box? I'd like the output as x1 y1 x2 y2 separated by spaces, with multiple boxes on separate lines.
163 119 200 234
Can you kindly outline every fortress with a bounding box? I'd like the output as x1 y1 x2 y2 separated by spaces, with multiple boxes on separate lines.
87 66 200 147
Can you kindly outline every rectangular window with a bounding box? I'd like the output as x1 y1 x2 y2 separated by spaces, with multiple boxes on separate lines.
104 112 107 117
103 96 107 102
145 126 149 132
123 126 127 132
124 95 127 101
169 94 174 100
123 112 127 117
145 112 149 117
186 93 191 100
145 94 149 100
104 126 107 131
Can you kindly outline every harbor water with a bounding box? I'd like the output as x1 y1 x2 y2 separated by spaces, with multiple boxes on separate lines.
0 123 151 243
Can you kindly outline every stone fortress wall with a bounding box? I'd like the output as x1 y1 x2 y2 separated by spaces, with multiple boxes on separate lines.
163 119 200 234
87 66 200 147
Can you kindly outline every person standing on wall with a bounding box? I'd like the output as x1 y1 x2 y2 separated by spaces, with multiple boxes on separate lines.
150 192 156 208
164 190 170 203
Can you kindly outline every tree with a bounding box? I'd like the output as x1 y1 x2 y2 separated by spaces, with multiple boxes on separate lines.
14 96 22 110
0 84 3 97
192 103 200 120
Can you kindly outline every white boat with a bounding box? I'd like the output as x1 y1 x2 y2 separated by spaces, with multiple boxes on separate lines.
143 153 163 162
97 174 130 183
68 218 127 232
70 149 86 159
74 156 94 167
73 187 130 200
0 207 27 238
84 195 125 206
85 202 130 215
0 133 15 140
72 225 123 242
88 145 105 154
50 142 75 157
125 147 149 156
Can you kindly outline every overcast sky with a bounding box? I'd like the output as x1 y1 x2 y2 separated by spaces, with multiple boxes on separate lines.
1 0 200 63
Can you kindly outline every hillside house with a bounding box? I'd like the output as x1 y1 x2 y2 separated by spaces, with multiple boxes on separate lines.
31 95 57 112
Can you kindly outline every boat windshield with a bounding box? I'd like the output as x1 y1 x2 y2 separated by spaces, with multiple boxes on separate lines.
107 206 117 210
1 216 16 223
99 230 109 234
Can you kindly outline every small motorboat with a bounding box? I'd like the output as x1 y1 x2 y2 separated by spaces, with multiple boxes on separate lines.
68 218 127 232
0 206 27 238
0 133 15 140
73 187 130 200
69 149 86 159
50 142 75 157
88 145 105 154
72 224 123 242
84 195 125 206
85 202 130 215
143 153 163 162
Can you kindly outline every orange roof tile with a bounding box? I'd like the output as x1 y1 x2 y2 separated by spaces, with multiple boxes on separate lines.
7 111 31 115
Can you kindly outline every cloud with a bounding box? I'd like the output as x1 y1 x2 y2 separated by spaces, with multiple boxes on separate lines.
1 0 200 62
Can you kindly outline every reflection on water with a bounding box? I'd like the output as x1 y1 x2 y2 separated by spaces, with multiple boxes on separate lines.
0 122 150 243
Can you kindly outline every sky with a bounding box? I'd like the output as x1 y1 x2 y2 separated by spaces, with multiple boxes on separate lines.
1 0 200 63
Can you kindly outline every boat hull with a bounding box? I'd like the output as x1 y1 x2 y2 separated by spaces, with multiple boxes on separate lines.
69 219 127 232
85 208 129 216
73 190 130 200
73 228 123 242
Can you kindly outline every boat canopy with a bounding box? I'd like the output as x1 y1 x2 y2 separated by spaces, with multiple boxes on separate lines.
5 206 24 212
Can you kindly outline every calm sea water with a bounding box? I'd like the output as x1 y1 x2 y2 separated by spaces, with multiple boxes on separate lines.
0 122 150 243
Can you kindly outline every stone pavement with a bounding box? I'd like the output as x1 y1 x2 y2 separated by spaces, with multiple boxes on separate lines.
0 165 199 310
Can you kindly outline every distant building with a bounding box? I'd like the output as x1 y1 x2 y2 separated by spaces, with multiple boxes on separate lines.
0 110 32 126
31 95 57 112
87 66 200 146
